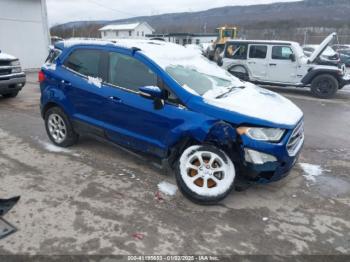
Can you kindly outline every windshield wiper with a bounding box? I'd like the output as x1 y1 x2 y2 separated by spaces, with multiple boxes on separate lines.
215 86 245 99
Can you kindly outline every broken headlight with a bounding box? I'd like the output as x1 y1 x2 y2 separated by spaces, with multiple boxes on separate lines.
237 127 285 142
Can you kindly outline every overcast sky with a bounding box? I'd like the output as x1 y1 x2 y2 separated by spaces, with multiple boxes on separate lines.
47 0 300 26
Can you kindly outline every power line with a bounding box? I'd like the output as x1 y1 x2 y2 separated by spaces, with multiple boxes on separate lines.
85 0 137 18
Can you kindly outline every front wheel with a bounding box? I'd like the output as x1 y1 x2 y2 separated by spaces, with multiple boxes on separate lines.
311 74 338 99
175 145 236 204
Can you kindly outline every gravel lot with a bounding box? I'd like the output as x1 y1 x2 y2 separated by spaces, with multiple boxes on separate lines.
0 72 349 257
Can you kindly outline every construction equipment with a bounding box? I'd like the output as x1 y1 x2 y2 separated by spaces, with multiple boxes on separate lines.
206 26 238 62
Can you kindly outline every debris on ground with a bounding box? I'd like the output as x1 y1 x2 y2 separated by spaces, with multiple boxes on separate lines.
132 232 145 240
0 196 20 240
154 191 165 202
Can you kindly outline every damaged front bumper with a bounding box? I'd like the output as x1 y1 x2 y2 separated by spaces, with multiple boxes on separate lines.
238 123 304 184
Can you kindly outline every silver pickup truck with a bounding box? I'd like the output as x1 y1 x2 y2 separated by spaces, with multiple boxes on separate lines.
0 51 26 98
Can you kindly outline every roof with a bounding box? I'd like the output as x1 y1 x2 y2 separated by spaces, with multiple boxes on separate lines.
147 33 217 37
226 39 299 46
99 22 154 32
55 38 232 80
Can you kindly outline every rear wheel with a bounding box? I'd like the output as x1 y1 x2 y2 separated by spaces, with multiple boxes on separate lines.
2 92 18 98
311 74 338 99
45 107 78 147
175 145 236 204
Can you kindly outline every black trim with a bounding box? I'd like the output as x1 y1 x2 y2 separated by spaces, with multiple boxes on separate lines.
301 68 342 85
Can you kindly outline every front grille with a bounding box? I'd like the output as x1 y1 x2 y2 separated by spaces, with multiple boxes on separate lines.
0 60 11 66
287 121 304 157
0 69 11 76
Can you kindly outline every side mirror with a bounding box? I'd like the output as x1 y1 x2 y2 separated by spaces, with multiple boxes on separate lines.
290 54 296 62
139 86 164 99
139 86 166 110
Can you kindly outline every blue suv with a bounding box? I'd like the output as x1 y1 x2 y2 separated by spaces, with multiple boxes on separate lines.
40 39 304 204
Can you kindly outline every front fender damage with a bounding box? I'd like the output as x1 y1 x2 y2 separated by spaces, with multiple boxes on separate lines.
164 121 238 171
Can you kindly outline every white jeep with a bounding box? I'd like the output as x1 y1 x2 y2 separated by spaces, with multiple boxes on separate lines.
220 33 349 98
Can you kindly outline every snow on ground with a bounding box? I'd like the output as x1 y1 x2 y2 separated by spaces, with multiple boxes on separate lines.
37 140 79 157
87 76 102 88
157 181 178 196
299 163 324 183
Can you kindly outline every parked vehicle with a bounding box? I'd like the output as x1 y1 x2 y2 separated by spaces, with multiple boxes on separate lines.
0 51 25 98
338 49 350 67
303 45 340 66
40 39 304 204
220 33 349 99
332 44 350 52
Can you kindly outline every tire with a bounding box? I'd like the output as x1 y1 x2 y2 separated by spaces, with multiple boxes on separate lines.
44 107 78 147
311 74 338 99
2 92 18 98
175 145 236 205
228 66 250 81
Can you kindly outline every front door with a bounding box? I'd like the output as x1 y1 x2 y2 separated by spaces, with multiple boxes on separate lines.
247 44 269 81
101 51 193 157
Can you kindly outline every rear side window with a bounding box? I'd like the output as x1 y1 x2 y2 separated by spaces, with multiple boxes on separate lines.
108 52 157 92
272 46 293 60
45 48 62 64
64 49 104 78
249 45 267 59
225 43 248 59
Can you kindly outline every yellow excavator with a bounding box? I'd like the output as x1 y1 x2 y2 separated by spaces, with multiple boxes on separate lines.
206 26 238 62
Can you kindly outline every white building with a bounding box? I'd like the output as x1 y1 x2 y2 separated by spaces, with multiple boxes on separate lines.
99 22 155 40
147 33 217 46
0 0 50 70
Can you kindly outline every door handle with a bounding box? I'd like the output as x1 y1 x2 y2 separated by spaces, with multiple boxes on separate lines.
60 79 72 86
248 61 256 64
108 96 122 103
269 63 277 66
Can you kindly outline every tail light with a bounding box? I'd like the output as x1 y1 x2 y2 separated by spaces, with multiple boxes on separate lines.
38 70 46 83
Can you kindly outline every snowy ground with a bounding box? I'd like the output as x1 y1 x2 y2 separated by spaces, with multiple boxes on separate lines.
0 73 349 257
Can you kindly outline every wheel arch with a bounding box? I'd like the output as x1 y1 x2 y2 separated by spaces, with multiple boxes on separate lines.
166 121 239 168
301 69 341 86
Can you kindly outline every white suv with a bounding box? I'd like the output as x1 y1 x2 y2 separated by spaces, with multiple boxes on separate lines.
220 33 349 98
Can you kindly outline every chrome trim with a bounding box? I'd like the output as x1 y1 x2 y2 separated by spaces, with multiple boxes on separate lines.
287 121 304 157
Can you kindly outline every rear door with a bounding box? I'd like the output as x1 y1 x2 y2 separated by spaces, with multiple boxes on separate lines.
247 44 269 81
267 45 297 84
60 48 107 129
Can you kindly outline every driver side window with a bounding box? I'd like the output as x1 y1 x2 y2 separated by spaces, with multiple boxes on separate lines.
108 52 158 92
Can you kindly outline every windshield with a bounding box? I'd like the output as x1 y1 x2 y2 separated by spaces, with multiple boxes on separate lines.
166 65 242 97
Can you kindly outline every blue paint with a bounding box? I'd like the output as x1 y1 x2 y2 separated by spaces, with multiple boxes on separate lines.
40 41 304 183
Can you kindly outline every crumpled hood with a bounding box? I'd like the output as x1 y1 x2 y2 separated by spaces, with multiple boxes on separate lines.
202 83 303 127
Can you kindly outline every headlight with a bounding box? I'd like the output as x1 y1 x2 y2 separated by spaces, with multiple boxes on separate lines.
10 60 21 66
237 126 285 142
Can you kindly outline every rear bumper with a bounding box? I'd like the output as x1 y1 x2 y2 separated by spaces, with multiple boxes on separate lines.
0 74 26 94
